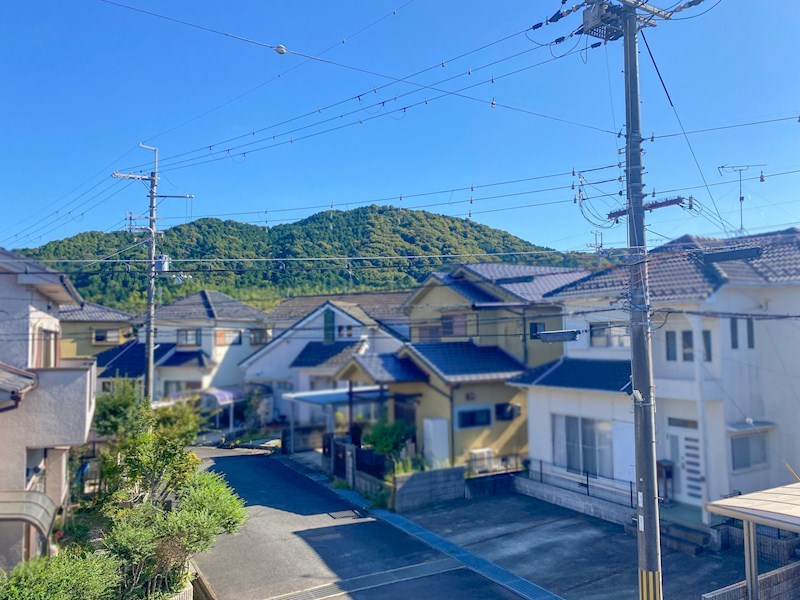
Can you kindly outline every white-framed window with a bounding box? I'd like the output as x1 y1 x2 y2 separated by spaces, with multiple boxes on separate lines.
163 380 202 397
337 325 353 338
457 406 491 429
679 330 712 362
32 328 59 368
177 328 201 346
746 318 755 349
215 329 242 346
589 322 630 348
731 432 768 471
442 314 467 337
665 331 677 361
552 414 613 479
93 329 120 344
417 326 441 342
730 318 739 349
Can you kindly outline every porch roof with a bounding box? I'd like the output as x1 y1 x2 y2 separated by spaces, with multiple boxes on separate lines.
349 353 428 384
283 386 385 407
0 490 58 537
706 483 800 533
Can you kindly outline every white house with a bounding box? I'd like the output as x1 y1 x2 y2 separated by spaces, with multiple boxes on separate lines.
0 249 96 570
97 290 270 425
240 300 406 425
515 228 800 521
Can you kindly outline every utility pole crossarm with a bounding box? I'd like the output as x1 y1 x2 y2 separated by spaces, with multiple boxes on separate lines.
112 171 150 181
617 0 673 19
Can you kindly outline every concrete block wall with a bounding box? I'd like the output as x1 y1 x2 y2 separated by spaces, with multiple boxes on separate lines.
702 562 800 600
727 525 799 565
353 470 385 499
514 475 634 526
393 467 466 513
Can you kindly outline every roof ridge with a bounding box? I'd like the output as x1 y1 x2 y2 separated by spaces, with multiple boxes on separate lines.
201 290 217 319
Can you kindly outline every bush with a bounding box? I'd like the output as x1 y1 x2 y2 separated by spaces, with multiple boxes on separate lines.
363 420 412 459
0 550 120 600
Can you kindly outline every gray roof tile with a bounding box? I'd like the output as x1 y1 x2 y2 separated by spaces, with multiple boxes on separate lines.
266 292 411 322
461 263 590 302
0 362 37 395
97 340 175 378
290 341 364 369
153 290 268 322
59 302 133 322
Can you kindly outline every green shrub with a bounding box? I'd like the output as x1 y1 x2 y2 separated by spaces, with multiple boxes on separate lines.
0 550 120 600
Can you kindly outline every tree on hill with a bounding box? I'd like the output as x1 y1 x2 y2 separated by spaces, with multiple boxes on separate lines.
19 206 606 311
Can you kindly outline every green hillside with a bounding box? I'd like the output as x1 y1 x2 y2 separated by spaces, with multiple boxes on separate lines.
20 206 603 311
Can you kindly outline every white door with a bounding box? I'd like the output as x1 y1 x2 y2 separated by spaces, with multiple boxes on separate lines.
667 421 703 505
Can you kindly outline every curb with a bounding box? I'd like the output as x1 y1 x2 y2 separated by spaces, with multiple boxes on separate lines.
190 559 220 600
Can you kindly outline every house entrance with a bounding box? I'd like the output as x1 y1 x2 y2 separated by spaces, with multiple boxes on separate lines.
394 395 417 443
667 417 703 505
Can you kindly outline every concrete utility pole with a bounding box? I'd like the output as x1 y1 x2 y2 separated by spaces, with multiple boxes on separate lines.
114 145 192 401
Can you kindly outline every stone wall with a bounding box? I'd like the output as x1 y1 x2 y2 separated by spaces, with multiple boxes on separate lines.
702 562 800 600
393 467 466 513
514 475 634 526
169 582 194 600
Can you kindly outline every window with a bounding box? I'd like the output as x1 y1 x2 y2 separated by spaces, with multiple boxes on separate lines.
665 331 677 361
731 433 767 471
702 330 712 362
667 417 698 429
163 380 202 397
682 331 694 362
746 318 755 349
529 322 546 340
249 329 269 345
417 326 441 342
177 329 201 346
101 380 115 394
33 329 59 368
552 414 613 478
93 329 120 344
323 310 335 344
495 403 520 421
458 408 491 428
442 314 467 337
730 318 739 349
215 329 242 346
590 322 630 348
337 324 353 338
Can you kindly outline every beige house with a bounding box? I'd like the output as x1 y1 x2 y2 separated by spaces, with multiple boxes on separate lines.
336 263 588 470
0 249 96 571
59 302 134 359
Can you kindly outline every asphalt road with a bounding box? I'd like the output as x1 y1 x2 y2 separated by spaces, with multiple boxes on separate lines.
192 448 521 600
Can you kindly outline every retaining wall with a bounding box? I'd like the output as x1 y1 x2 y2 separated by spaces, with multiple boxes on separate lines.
514 475 634 526
393 467 466 513
726 525 799 565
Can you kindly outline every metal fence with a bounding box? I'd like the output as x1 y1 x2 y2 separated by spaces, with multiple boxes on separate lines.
355 446 392 480
466 453 524 478
520 458 636 509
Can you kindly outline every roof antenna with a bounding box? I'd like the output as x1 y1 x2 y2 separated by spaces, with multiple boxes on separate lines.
717 163 766 235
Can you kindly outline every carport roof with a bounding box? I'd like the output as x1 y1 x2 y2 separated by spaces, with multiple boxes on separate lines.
283 386 385 406
706 482 800 533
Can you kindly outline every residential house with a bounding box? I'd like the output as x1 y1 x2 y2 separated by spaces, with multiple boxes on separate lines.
59 301 134 359
336 263 589 468
0 249 96 570
515 228 800 519
97 290 270 424
240 298 408 425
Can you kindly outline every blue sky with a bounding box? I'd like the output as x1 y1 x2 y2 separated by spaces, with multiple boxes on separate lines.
1 0 797 255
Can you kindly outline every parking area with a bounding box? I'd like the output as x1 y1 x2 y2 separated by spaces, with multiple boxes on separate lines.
405 493 767 600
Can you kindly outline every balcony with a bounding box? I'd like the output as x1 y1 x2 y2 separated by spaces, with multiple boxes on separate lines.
24 360 96 447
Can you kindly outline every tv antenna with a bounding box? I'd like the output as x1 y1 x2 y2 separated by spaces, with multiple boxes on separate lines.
717 164 766 235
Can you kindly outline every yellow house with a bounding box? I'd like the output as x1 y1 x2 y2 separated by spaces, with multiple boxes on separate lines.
336 263 589 469
59 302 134 359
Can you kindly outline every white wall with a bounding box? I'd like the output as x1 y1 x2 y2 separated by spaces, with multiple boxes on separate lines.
0 282 60 370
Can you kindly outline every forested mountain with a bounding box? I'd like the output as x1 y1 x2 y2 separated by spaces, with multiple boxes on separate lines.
20 206 605 311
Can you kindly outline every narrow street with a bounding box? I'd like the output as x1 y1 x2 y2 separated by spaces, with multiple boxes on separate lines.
192 447 523 600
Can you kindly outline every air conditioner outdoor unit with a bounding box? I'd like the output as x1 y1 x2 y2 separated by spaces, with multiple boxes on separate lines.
470 448 494 473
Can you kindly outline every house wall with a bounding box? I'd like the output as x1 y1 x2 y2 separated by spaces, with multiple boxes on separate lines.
0 282 60 370
61 321 133 358
406 284 478 342
477 308 563 368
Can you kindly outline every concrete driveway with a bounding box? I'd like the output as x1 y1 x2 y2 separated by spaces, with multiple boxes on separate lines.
192 448 522 600
406 494 771 600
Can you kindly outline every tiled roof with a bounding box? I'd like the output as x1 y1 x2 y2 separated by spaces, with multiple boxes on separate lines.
160 350 215 368
407 342 524 383
266 291 411 323
96 340 175 378
0 362 37 396
290 341 364 369
511 358 631 392
59 302 133 322
461 263 590 302
152 290 268 322
431 273 499 304
350 353 428 384
546 229 800 302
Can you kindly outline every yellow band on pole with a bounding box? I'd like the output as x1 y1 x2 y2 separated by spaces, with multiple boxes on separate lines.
638 569 662 600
